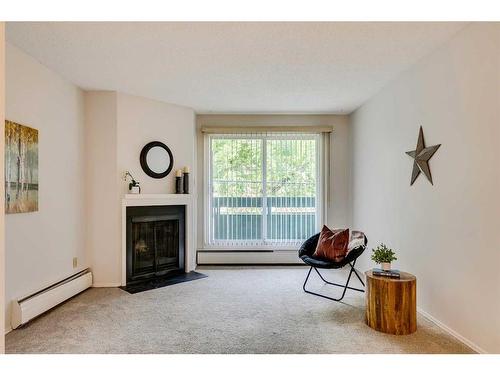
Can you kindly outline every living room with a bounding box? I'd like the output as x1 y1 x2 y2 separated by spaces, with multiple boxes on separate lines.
0 1 499 372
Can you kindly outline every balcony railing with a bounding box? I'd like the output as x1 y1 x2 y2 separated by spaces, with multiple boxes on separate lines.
211 196 316 244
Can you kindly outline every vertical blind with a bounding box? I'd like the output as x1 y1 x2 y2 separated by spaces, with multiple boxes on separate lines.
207 132 321 248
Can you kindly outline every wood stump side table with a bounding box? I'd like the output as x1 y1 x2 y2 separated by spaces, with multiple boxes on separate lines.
365 270 417 335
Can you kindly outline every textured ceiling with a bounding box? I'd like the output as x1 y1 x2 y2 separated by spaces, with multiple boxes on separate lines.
6 22 467 113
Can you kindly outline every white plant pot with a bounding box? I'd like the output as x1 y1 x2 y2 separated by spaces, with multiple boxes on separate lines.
381 262 391 271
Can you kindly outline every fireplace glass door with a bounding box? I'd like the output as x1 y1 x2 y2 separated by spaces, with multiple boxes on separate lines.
131 217 180 280
155 220 179 271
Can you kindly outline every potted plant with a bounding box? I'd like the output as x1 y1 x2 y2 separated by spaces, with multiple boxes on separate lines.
371 243 397 271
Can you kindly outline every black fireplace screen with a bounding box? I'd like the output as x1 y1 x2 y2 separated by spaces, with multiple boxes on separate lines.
126 206 185 284
132 219 179 277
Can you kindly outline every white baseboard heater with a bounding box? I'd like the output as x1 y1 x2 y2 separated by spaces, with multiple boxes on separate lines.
196 250 304 265
11 269 93 329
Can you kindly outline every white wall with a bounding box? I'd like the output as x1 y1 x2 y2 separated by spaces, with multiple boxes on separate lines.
85 92 196 285
117 93 196 195
349 23 500 353
5 43 87 332
84 91 120 287
195 114 351 252
0 22 6 353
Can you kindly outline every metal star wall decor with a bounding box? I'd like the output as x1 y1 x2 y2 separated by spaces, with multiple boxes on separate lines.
406 126 441 185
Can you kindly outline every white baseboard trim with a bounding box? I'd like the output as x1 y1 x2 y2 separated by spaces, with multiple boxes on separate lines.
417 307 486 354
92 282 121 288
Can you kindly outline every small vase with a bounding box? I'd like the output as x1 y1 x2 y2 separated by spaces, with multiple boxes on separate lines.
183 172 189 194
381 262 391 271
175 176 182 194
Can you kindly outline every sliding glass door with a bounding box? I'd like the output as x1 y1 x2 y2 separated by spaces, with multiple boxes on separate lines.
207 132 321 248
210 136 263 244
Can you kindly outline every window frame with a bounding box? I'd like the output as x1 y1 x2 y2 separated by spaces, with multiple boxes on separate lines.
203 131 326 250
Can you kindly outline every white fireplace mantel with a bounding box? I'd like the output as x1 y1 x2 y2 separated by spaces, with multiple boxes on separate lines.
121 194 196 286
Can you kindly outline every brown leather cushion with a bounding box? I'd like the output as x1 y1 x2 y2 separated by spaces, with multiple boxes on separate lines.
313 225 350 262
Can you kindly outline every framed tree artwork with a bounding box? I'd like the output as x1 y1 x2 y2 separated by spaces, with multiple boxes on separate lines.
5 120 39 214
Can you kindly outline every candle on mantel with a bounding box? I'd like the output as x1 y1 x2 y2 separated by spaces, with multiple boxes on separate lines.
183 166 189 194
175 169 183 194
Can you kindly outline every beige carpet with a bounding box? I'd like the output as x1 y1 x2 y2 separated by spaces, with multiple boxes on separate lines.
6 267 474 354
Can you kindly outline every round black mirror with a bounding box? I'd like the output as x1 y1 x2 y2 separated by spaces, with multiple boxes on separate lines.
140 141 174 179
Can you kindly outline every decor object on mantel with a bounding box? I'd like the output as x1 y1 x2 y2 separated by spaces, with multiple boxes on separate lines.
174 167 190 194
183 166 189 194
406 126 441 185
5 120 39 214
123 171 141 194
175 169 183 194
140 141 174 179
371 243 397 271
365 270 417 335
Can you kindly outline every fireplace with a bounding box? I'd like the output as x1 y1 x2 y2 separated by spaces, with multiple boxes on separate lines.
126 205 185 285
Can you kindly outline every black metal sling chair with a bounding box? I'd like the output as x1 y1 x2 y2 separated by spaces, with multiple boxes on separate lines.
298 232 367 302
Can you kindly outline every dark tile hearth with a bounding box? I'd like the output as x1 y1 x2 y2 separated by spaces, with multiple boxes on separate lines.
120 271 208 294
